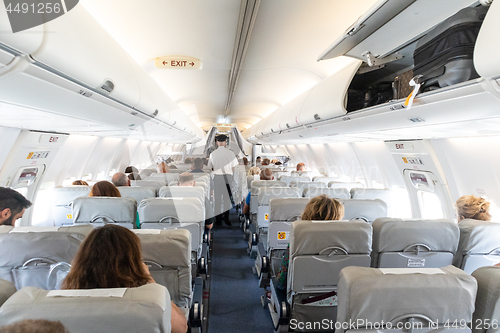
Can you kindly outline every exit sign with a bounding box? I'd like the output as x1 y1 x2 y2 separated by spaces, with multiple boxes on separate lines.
155 56 202 70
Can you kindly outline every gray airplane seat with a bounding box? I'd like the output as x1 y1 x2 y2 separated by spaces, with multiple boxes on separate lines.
250 180 287 217
253 188 302 273
0 225 13 233
72 197 137 229
372 218 459 268
279 176 309 186
267 198 311 274
130 180 164 193
336 266 477 333
159 186 205 202
303 187 350 199
454 219 500 274
270 220 372 332
118 186 156 205
139 168 156 178
0 279 16 306
295 181 327 196
351 188 392 214
134 229 192 310
247 175 259 190
312 176 340 184
51 186 91 226
328 181 364 192
138 197 205 280
0 283 172 333
472 266 500 333
0 225 92 290
146 173 179 185
339 199 387 223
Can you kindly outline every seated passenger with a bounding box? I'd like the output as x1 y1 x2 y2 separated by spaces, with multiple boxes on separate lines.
191 158 204 173
124 166 139 174
72 180 88 186
271 159 279 165
169 165 178 170
242 169 274 215
0 319 68 333
274 161 282 166
256 156 262 165
0 187 32 226
242 157 249 166
275 195 344 290
158 162 169 174
456 195 491 222
178 173 196 187
296 163 306 172
111 172 130 187
184 158 192 165
261 158 270 166
89 181 140 229
128 172 141 181
247 167 261 177
62 225 187 333
202 158 208 166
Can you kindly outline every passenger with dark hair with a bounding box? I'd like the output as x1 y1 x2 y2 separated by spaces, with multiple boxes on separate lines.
89 181 140 229
0 187 32 226
111 172 130 187
72 180 88 186
124 166 139 174
128 172 141 181
178 172 195 187
261 158 270 166
256 156 262 165
89 181 121 198
456 195 491 221
191 158 204 173
169 165 178 170
242 169 274 215
242 157 249 166
62 225 187 333
184 158 192 165
275 195 344 290
0 319 69 333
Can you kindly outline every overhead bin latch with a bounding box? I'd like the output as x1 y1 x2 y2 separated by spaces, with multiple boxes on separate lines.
362 51 403 67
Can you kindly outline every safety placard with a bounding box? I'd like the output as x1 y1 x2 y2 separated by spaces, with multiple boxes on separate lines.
277 232 288 240
264 213 269 220
26 151 50 160
66 214 72 219
407 258 425 268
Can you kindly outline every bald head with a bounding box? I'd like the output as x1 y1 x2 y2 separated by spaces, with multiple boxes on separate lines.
260 168 274 180
111 172 130 187
179 172 195 186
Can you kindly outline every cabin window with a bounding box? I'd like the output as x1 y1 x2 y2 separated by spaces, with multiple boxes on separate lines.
96 171 106 180
418 191 444 219
31 182 55 227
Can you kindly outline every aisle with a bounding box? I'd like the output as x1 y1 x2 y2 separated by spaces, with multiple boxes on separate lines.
207 210 272 333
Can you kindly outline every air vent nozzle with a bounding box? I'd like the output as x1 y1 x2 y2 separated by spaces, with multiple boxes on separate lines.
99 80 115 94
314 114 321 121
152 109 159 117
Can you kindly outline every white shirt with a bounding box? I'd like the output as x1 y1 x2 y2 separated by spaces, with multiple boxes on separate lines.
208 146 238 175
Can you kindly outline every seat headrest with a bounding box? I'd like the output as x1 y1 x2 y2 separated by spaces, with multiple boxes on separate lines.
0 284 171 333
456 219 500 258
138 198 204 223
350 188 391 201
130 180 164 189
303 187 350 199
269 198 310 221
329 182 364 191
52 186 91 206
0 232 84 266
257 187 301 205
279 176 310 185
0 226 13 234
472 266 500 328
339 199 387 223
0 279 16 306
250 180 287 192
336 266 477 331
134 229 191 267
118 187 156 204
158 186 204 200
290 220 372 257
9 225 94 236
73 197 137 224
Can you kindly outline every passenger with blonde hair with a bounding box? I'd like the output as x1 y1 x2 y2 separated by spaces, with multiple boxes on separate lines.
62 225 187 333
456 195 491 221
275 195 344 290
247 167 261 177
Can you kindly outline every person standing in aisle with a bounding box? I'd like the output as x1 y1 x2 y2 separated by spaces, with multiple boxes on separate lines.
208 134 238 226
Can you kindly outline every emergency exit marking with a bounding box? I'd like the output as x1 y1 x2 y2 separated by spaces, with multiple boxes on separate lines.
26 151 50 160
155 56 202 70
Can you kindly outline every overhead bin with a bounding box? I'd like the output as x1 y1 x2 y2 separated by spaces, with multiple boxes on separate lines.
474 0 500 78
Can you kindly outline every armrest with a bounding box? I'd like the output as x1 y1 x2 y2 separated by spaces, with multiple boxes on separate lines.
189 277 204 329
257 242 268 274
197 243 208 275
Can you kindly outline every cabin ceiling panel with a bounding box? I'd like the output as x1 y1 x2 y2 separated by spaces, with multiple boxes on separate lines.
81 0 241 131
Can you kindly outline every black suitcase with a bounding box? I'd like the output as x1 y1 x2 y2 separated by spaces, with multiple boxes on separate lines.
413 6 488 90
346 81 393 112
